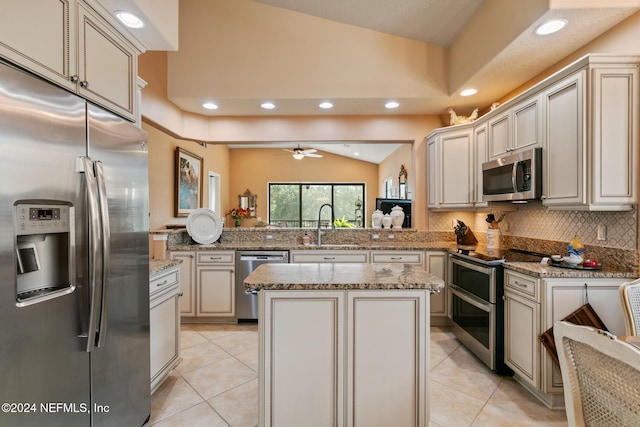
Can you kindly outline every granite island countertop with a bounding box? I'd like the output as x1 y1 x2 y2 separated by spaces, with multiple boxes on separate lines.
244 263 445 292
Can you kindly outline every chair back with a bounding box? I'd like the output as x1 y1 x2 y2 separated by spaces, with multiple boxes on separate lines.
554 321 640 427
619 279 640 336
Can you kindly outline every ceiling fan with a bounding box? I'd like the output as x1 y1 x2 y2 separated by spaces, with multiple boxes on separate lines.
284 145 323 160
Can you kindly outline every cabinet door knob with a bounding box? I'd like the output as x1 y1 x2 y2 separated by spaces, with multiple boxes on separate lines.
80 80 89 89
70 75 79 83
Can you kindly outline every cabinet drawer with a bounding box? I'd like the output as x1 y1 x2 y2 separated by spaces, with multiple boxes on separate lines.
197 252 234 264
291 251 368 263
505 270 539 301
371 252 423 264
150 269 179 296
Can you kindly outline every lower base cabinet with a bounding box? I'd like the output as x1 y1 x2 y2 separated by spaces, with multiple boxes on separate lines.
259 290 430 427
425 251 448 324
504 270 626 409
149 265 181 393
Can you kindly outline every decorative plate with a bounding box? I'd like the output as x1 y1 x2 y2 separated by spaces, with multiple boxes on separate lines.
186 208 222 244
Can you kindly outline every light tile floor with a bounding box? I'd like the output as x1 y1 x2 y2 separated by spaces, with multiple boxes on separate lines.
146 323 568 427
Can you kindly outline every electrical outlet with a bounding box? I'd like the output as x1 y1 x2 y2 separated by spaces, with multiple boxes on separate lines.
265 234 274 240
371 234 380 240
597 224 607 241
387 234 395 240
451 219 457 228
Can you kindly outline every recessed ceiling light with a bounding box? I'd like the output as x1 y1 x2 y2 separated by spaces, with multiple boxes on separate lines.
202 102 218 110
535 19 566 35
115 11 144 29
460 88 477 96
385 101 399 109
319 101 333 109
261 102 275 110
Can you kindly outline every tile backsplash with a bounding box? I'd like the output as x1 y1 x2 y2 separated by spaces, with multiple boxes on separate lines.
428 201 638 250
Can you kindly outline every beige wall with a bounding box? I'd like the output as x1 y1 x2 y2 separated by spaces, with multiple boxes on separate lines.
378 143 414 199
145 121 230 230
227 148 379 227
139 9 640 237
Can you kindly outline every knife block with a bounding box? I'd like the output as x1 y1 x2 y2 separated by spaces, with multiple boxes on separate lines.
456 229 478 245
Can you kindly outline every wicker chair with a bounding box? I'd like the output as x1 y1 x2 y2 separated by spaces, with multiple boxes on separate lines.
620 279 640 336
554 321 640 427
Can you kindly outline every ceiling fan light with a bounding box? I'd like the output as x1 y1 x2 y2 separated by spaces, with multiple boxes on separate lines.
292 153 305 160
535 19 566 35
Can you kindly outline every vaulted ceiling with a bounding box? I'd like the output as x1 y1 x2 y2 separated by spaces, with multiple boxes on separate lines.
161 0 640 116
98 0 640 162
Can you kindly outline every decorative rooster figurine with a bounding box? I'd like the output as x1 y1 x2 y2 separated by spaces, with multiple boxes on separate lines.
447 107 479 126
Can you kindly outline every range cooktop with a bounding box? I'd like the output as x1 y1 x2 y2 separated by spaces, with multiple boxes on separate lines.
453 247 550 265
453 247 505 265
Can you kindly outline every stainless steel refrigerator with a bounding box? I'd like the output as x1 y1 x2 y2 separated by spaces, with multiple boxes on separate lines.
0 60 150 426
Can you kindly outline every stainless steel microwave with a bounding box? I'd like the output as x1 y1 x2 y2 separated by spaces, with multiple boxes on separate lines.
482 148 542 202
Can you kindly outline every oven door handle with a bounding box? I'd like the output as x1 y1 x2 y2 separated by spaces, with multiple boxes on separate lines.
449 255 494 276
450 285 491 312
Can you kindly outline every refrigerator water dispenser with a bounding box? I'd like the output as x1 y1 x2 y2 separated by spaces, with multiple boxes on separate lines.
15 202 74 305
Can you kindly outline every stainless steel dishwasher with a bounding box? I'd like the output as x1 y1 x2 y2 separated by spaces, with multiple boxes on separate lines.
235 250 289 320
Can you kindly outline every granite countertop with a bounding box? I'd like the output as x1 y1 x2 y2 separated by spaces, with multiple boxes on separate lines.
168 241 456 252
150 259 182 276
503 261 637 279
244 263 445 292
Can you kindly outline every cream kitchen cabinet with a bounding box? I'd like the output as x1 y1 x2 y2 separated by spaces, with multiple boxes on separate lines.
503 267 627 409
425 251 448 324
473 123 489 208
169 250 235 320
487 110 511 160
169 251 196 316
504 270 541 390
542 57 639 211
290 250 369 264
149 265 181 394
0 0 140 121
259 289 429 427
195 251 235 319
541 278 626 398
488 96 541 160
427 127 475 209
370 251 423 265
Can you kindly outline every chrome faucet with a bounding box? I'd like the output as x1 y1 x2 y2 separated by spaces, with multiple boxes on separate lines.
317 203 334 246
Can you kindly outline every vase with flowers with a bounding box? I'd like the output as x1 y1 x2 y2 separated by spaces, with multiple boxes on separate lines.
227 207 251 227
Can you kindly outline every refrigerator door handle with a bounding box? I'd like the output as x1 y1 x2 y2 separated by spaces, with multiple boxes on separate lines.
82 156 103 352
94 160 110 348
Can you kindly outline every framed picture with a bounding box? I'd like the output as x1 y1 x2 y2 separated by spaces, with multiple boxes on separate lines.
175 147 203 217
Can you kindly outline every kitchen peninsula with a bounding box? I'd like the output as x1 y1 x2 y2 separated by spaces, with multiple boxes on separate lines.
245 263 444 427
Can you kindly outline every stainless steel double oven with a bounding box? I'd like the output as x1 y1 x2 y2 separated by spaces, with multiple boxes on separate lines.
448 251 512 375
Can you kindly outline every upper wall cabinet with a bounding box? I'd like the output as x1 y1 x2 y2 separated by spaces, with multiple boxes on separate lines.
427 128 475 210
488 96 541 160
542 60 639 211
473 123 489 208
426 54 639 212
0 0 140 121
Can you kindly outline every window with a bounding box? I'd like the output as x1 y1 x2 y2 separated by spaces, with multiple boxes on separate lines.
269 183 365 228
208 172 221 215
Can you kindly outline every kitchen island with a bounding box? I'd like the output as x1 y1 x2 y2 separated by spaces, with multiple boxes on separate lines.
245 263 444 427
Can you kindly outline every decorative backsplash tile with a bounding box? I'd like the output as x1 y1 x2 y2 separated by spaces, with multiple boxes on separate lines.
428 201 638 250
